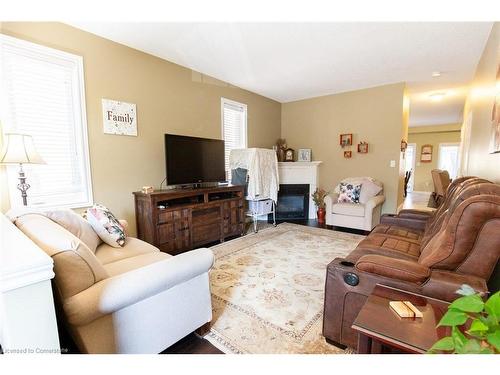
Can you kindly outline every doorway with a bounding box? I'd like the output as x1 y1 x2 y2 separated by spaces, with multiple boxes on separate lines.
404 143 417 192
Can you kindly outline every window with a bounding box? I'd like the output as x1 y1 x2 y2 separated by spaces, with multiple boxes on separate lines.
438 143 460 180
221 98 247 178
1 34 93 209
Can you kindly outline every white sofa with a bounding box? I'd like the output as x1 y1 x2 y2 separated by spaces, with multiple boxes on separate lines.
324 177 385 231
8 208 214 354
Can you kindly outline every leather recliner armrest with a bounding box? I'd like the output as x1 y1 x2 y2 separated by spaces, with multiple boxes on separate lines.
397 209 434 220
356 254 431 284
380 214 427 231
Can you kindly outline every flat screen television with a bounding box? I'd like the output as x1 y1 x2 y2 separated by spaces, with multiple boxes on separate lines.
165 134 226 185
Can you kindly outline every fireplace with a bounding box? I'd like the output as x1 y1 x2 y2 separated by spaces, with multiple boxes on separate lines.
269 184 310 221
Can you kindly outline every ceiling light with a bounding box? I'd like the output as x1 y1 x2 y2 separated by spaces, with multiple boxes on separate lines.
429 92 446 102
432 71 442 77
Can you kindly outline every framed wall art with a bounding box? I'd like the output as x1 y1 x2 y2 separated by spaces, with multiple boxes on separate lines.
357 142 369 153
490 65 500 153
102 98 138 136
344 150 352 159
420 144 433 162
339 133 353 147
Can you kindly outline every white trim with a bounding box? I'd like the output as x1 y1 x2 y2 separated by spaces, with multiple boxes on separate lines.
0 34 93 209
220 97 248 147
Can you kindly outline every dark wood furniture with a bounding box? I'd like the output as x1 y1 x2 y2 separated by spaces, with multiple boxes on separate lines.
351 284 450 354
133 185 245 255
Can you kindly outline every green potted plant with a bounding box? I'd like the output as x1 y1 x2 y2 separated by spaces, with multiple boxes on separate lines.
428 285 500 354
311 188 329 225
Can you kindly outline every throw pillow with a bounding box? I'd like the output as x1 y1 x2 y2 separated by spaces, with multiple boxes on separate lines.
85 204 126 248
45 209 102 253
358 179 383 204
337 182 362 204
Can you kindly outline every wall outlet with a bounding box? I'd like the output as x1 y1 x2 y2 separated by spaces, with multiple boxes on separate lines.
390 160 396 168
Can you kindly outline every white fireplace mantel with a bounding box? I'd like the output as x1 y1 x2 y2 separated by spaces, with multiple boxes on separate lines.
278 161 322 219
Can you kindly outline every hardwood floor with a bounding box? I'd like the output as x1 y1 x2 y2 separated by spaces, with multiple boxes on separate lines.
161 333 222 354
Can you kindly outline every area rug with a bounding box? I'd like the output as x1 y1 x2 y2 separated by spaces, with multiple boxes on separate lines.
205 222 365 354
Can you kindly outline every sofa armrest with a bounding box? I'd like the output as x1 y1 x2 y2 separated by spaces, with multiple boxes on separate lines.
397 209 434 221
356 254 430 284
380 214 427 231
63 247 214 326
365 194 385 210
422 270 488 302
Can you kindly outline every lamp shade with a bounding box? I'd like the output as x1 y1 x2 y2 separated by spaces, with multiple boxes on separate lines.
0 133 45 164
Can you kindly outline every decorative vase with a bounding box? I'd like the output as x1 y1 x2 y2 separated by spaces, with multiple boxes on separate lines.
317 207 326 224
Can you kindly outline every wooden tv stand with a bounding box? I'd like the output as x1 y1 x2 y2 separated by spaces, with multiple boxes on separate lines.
133 185 245 255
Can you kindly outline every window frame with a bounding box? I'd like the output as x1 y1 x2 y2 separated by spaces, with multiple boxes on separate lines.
1 34 94 209
220 97 248 177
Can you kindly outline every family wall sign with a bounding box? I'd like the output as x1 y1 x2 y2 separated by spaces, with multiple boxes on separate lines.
102 98 138 136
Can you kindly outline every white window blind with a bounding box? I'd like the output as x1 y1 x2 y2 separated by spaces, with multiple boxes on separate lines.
1 34 93 209
221 98 247 177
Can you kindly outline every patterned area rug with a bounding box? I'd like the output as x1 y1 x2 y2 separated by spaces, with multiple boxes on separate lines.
205 222 364 354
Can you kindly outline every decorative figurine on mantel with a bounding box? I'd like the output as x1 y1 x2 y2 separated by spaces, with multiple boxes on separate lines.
276 138 287 162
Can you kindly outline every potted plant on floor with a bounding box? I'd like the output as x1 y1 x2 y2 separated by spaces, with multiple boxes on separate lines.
312 188 329 225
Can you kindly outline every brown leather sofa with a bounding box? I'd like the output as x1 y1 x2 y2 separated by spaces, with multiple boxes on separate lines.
322 177 500 349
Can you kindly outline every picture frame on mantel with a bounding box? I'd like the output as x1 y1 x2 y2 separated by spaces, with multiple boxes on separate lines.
298 148 312 162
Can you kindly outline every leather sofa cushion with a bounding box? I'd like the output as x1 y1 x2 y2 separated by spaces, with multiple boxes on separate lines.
356 254 431 283
371 224 423 241
345 247 419 264
96 237 160 265
356 233 421 257
104 252 172 277
331 202 365 217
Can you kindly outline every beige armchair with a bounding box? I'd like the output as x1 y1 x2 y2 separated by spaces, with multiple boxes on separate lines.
431 169 451 205
324 177 385 231
8 208 214 354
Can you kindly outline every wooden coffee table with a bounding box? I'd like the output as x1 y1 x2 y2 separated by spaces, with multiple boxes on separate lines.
352 284 451 354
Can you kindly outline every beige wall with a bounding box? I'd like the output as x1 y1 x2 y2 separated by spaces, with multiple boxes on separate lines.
0 22 281 235
462 22 500 182
281 83 406 214
408 124 462 192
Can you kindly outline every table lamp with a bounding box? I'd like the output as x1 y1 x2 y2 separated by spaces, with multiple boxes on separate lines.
0 132 45 206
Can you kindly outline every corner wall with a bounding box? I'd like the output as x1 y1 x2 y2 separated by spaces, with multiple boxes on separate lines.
462 22 500 182
281 83 406 214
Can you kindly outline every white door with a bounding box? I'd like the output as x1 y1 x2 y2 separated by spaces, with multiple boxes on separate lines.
438 143 460 179
405 143 417 192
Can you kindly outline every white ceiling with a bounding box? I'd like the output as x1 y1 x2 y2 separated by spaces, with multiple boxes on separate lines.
68 22 493 126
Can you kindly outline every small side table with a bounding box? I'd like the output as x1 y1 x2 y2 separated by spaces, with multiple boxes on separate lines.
352 284 451 354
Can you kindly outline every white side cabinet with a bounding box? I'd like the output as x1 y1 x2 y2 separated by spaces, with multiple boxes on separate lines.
0 214 60 354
